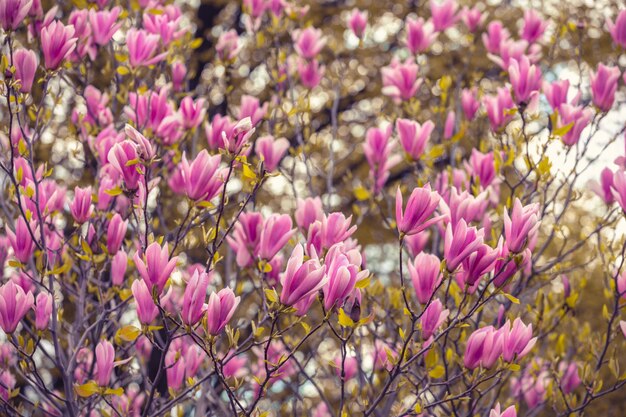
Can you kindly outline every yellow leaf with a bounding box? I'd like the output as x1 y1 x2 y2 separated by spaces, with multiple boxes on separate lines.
537 157 551 176
429 365 445 379
118 289 132 301
242 163 256 180
353 186 370 201
81 239 93 257
414 404 422 413
105 187 123 196
428 144 446 159
190 38 203 49
116 66 130 76
502 292 519 304
356 276 371 289
264 288 277 303
553 121 574 137
337 308 354 328
115 325 141 343
104 387 124 396
75 381 99 397
509 363 521 372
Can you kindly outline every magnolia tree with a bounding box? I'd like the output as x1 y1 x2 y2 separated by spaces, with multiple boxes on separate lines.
2 0 626 415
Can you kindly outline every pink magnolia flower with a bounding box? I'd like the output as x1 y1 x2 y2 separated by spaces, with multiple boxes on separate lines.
444 219 484 272
520 10 547 44
298 58 325 89
491 38 530 70
165 350 186 391
348 8 367 39
295 197 324 232
88 7 121 46
441 187 487 227
363 124 400 194
0 0 32 30
381 58 422 102
0 281 34 333
134 242 178 294
503 199 539 253
461 87 480 121
405 17 437 54
226 212 264 267
607 10 626 49
67 9 96 61
256 135 289 172
0 371 15 402
443 111 456 140
469 149 496 188
323 245 360 310
620 320 626 338
293 27 326 59
420 299 449 339
334 355 358 380
408 252 441 304
509 56 542 104
131 279 159 324
501 318 537 362
457 242 498 288
126 28 167 68
320 213 357 249
280 244 326 307
181 270 209 326
461 6 485 33
70 186 93 224
95 340 115 386
111 250 127 286
430 0 459 32
396 185 443 237
611 170 626 212
482 21 510 54
590 63 620 112
559 362 581 394
6 217 36 263
223 351 247 378
543 79 574 111
34 292 52 331
171 61 187 91
590 167 614 204
258 214 296 261
404 230 430 257
179 96 206 129
205 114 236 150
124 124 155 161
206 288 240 335
179 150 223 201
106 213 127 255
396 118 433 160
12 48 38 93
107 141 142 190
239 95 268 127
557 103 593 146
41 21 78 70
490 403 517 417
221 117 255 154
143 12 185 46
243 0 266 18
216 29 240 61
464 325 507 369
484 87 515 131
